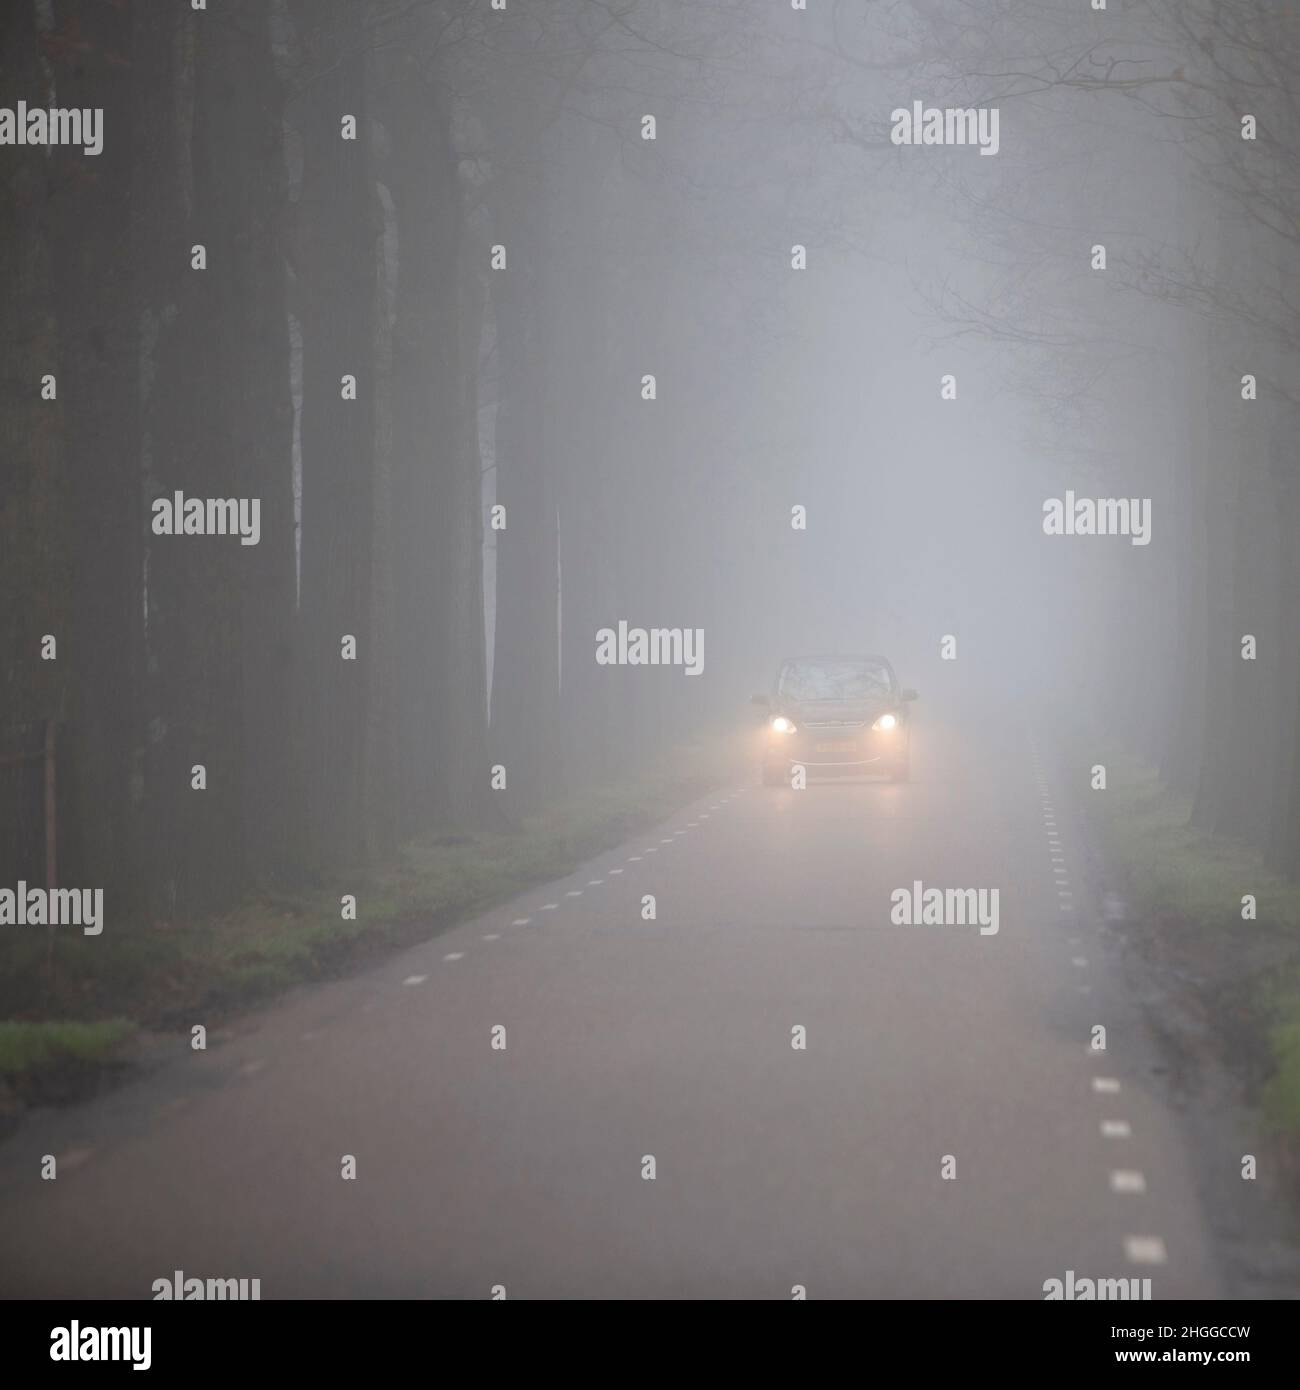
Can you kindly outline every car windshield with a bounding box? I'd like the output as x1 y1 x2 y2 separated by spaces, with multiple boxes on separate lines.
778 658 893 702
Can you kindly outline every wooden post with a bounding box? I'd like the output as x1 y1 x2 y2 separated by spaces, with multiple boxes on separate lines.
44 719 57 982
44 718 57 891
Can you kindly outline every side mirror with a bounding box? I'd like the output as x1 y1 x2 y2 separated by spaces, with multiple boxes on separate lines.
900 688 919 702
750 692 770 707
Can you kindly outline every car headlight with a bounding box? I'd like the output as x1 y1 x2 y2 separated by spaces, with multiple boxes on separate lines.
872 712 898 732
770 715 797 734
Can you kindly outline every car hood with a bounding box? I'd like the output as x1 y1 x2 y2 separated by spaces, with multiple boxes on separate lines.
780 697 895 725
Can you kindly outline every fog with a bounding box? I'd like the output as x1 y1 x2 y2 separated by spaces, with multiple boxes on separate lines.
3 0 1299 1313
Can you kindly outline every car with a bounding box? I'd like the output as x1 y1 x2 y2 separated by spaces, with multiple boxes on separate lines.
752 653 917 786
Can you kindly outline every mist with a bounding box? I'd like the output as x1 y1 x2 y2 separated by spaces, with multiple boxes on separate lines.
3 0 1299 1322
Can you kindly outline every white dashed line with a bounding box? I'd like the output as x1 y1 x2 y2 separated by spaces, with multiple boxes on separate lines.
587 880 603 886
540 904 559 911
1101 1120 1132 1138
1124 1236 1167 1265
609 868 624 875
402 975 428 986
1092 1077 1122 1094
511 918 531 926
627 856 642 862
565 890 583 898
1110 1170 1147 1194
482 933 500 941
443 952 464 962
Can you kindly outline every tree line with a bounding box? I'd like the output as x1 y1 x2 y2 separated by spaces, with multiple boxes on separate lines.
0 0 807 916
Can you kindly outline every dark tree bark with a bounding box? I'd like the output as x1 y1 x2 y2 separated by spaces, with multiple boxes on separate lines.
287 0 378 873
47 0 142 903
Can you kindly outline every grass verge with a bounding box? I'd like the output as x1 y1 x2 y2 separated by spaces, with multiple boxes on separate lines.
0 736 740 1113
1084 748 1300 1138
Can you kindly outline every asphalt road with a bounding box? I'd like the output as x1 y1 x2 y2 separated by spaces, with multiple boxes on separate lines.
0 715 1226 1298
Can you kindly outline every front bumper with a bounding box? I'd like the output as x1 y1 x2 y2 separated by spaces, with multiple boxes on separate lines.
763 724 902 771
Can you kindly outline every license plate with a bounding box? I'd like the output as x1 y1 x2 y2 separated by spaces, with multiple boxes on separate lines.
815 740 856 753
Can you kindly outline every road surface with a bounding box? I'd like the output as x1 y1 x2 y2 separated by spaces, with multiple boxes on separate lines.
0 714 1225 1298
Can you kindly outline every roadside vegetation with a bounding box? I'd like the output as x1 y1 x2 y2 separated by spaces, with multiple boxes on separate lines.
1086 749 1300 1143
0 736 740 1115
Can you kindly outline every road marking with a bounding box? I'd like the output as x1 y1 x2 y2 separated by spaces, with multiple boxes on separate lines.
661 838 674 844
565 890 583 897
482 933 500 941
645 848 658 854
1110 1169 1146 1194
628 856 642 862
1124 1236 1167 1265
1071 956 1088 967
443 952 464 962
687 821 699 827
1093 1077 1121 1094
402 975 428 986
587 879 604 886
511 918 532 926
1101 1120 1132 1138
609 868 624 875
